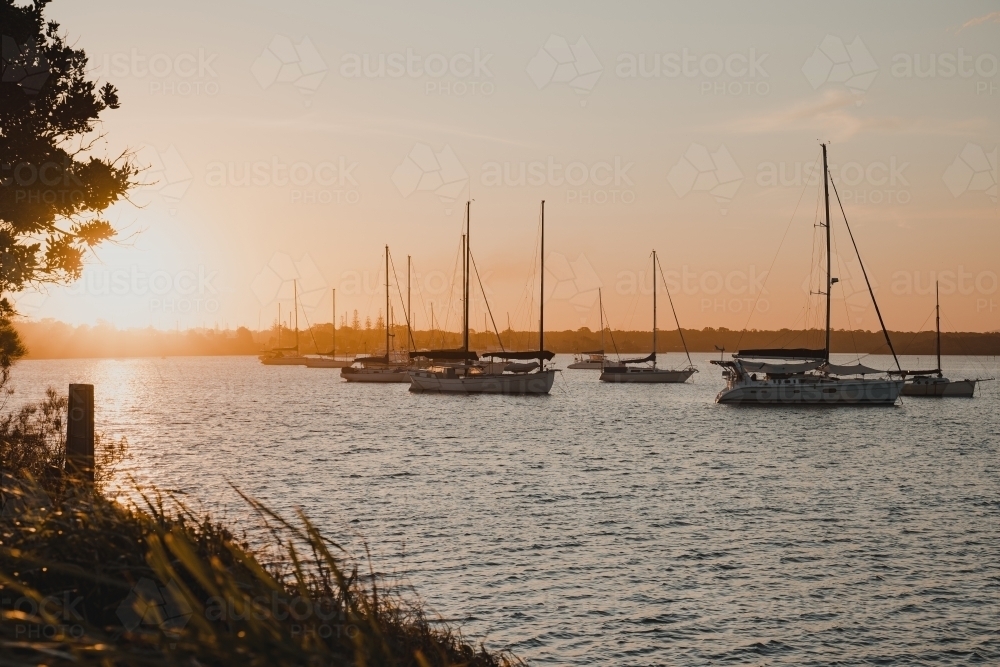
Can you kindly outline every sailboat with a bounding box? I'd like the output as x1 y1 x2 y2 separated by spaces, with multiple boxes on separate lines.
305 288 351 368
600 250 697 383
568 291 606 369
341 245 411 383
901 281 984 397
711 143 903 405
260 281 308 365
408 200 557 395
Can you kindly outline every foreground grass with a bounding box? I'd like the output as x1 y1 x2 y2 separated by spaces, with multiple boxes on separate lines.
0 394 521 666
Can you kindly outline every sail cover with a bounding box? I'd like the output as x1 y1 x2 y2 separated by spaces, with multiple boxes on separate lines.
411 349 479 361
739 360 823 374
620 352 655 364
484 350 555 361
824 363 883 375
354 354 389 364
736 348 827 360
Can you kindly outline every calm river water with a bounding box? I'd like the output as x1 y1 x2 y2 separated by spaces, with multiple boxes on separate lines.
12 354 1000 665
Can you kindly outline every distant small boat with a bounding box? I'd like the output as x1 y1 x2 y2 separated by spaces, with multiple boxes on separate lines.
901 282 989 398
568 351 605 369
342 245 411 383
260 282 308 366
600 249 697 384
304 356 351 368
306 288 351 368
260 352 308 366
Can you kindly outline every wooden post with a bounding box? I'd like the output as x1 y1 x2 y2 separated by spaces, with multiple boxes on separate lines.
66 384 94 482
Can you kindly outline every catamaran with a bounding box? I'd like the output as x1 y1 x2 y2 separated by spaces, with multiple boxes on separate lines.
341 245 411 383
711 144 904 405
901 281 986 397
600 250 697 383
568 351 606 369
408 200 557 395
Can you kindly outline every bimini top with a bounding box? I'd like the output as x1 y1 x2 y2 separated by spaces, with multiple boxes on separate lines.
411 349 479 361
824 362 884 375
735 348 827 361
483 350 555 362
739 359 824 374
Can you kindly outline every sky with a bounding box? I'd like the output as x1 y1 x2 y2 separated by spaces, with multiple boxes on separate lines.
15 0 1000 335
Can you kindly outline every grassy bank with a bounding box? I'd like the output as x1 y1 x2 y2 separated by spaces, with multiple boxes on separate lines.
0 394 521 666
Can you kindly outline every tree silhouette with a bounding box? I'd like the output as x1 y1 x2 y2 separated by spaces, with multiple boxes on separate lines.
1 0 138 380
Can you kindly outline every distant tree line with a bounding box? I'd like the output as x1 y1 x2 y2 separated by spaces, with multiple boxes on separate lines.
16 320 1000 359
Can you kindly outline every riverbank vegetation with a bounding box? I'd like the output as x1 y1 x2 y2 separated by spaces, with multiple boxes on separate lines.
0 392 521 666
17 318 1000 359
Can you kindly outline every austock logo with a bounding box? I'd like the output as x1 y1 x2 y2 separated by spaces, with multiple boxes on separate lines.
251 252 328 309
891 49 999 95
135 144 193 211
204 156 360 205
339 47 494 96
615 265 770 314
64 264 221 314
392 143 468 214
544 253 603 323
1 34 49 94
252 35 327 97
942 143 997 203
801 254 877 325
526 34 603 104
93 48 219 96
756 157 912 205
667 143 743 213
802 35 878 104
479 156 635 204
116 577 193 633
616 48 770 97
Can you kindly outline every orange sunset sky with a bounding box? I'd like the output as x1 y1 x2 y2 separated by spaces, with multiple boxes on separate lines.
15 1 1000 334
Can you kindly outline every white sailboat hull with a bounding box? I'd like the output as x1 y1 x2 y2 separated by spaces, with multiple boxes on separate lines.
901 376 977 397
341 367 410 383
408 369 556 394
599 367 696 383
304 358 351 368
716 378 903 405
260 356 308 366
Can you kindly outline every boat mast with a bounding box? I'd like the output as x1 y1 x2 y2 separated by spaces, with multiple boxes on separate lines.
652 250 657 370
294 280 299 353
385 245 390 357
822 143 832 364
463 200 470 356
599 288 604 353
936 280 941 376
407 255 412 353
332 289 336 357
540 200 545 364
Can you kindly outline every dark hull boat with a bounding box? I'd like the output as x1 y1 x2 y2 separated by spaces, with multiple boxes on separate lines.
599 250 697 384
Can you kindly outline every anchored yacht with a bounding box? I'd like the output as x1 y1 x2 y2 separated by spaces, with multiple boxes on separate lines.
408 200 557 395
711 144 903 405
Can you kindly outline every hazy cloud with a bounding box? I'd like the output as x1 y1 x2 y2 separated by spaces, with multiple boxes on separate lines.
714 90 989 140
953 10 1000 33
